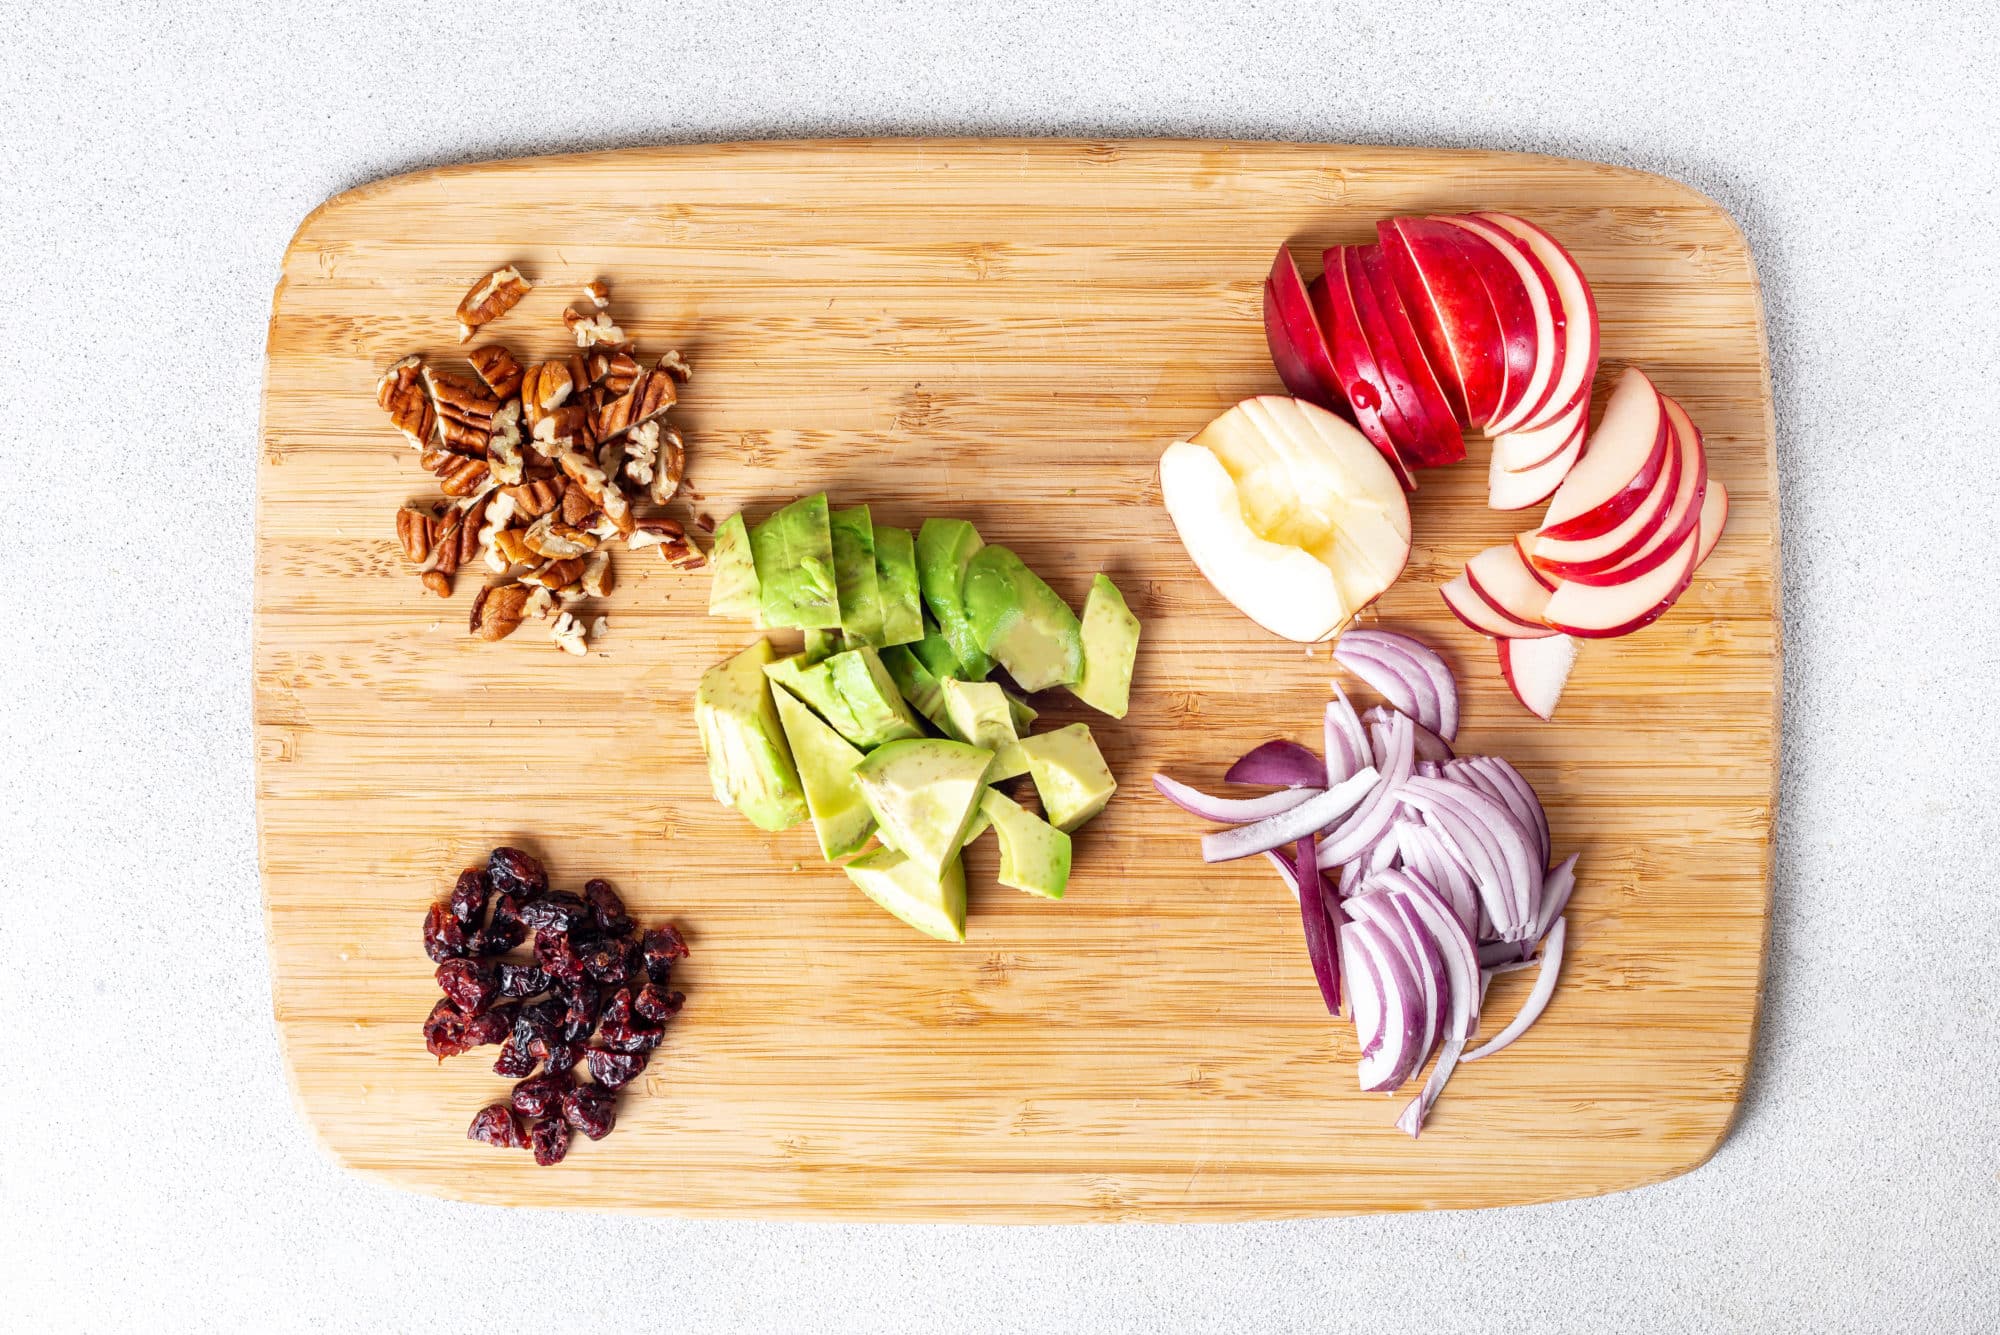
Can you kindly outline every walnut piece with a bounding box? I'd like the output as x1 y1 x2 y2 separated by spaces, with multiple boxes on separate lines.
468 582 531 640
456 266 532 342
549 611 589 656
467 345 524 402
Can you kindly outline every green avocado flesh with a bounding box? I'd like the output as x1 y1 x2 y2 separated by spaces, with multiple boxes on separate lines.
763 653 860 739
912 617 971 682
871 523 925 647
1067 573 1140 719
695 639 807 832
829 504 887 647
961 545 1084 692
938 677 1029 782
853 738 993 880
802 628 842 664
825 648 924 748
916 518 993 680
750 493 840 629
770 684 875 861
881 643 948 729
979 787 1071 899
707 512 762 623
1018 722 1117 832
843 847 967 942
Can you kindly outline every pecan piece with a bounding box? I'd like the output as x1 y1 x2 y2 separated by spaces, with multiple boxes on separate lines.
487 400 524 486
563 305 627 348
421 570 453 597
421 446 490 498
468 583 530 640
423 366 498 455
396 504 438 564
457 492 492 567
503 477 565 520
466 345 523 402
629 520 705 571
522 585 559 621
592 368 677 441
581 279 611 309
491 527 535 568
560 483 599 529
376 356 436 448
585 348 640 395
623 420 685 504
456 266 532 342
430 507 465 576
557 450 633 535
549 611 589 656
522 513 598 560
531 404 592 454
580 550 614 599
520 360 575 428
522 556 584 591
658 349 692 383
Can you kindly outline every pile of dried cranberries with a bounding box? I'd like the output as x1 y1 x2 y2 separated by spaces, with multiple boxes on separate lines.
421 846 687 1165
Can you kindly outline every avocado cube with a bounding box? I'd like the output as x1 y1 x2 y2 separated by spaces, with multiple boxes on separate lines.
843 847 967 943
872 523 925 647
1004 689 1038 734
1018 722 1117 832
881 643 949 730
938 677 1030 782
962 545 1084 692
979 787 1072 899
706 512 762 623
829 504 887 646
912 617 970 682
825 648 925 748
750 494 840 629
770 684 876 861
695 640 808 832
916 518 994 680
1067 573 1140 719
802 628 842 664
853 738 993 881
763 653 862 738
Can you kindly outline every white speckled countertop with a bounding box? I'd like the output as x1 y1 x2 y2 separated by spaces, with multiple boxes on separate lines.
5 2 1995 1330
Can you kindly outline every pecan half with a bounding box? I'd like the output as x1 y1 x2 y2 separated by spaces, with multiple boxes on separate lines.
592 368 677 441
376 356 436 448
430 507 465 576
520 360 576 428
456 266 532 342
396 504 438 564
423 366 498 455
468 582 530 640
503 477 565 520
421 446 490 498
422 569 453 598
523 556 584 591
467 345 524 402
523 513 598 560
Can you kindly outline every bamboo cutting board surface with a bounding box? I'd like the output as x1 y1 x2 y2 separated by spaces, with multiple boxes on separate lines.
255 140 1778 1220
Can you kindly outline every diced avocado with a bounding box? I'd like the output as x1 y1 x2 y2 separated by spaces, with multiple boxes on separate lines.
938 677 1029 782
763 653 861 738
979 787 1072 899
1018 722 1117 832
912 617 970 682
829 505 887 646
695 640 808 832
916 518 994 680
853 738 993 879
962 545 1085 692
1067 573 1140 719
750 494 840 629
770 684 875 861
881 643 948 730
1004 689 1037 734
802 628 842 664
825 647 924 748
960 806 992 847
872 523 925 647
843 847 967 942
707 512 762 623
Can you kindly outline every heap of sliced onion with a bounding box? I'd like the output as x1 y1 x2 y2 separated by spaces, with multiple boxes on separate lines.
1152 627 1576 1138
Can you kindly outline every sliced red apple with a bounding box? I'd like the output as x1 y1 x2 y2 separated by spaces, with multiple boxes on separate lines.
1499 634 1577 721
1541 525 1700 639
1427 216 1540 432
1441 573 1556 640
1473 213 1600 438
1450 214 1565 437
1694 480 1728 567
1488 411 1584 511
1466 543 1554 628
1379 217 1507 427
1492 391 1587 474
1539 367 1669 541
1263 246 1342 412
1349 243 1465 468
1541 392 1706 586
1313 259 1417 491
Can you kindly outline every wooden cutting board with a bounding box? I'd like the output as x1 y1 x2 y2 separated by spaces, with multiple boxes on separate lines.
256 140 1778 1220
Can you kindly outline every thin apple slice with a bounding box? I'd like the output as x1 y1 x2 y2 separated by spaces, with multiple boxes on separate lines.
1263 247 1344 412
1441 573 1556 640
1313 258 1417 491
1541 393 1705 586
1695 480 1728 567
1473 214 1599 438
1492 391 1587 474
1488 413 1583 511
1350 243 1465 468
1379 217 1506 427
1466 544 1554 628
1538 367 1669 540
1541 526 1699 639
1499 634 1577 721
1427 216 1540 432
1450 215 1565 437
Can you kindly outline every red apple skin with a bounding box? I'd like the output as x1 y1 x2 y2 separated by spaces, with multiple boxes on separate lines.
1380 217 1507 428
1453 214 1569 437
1429 216 1539 430
1343 245 1465 469
1498 637 1574 722
1542 529 1700 639
1466 565 1552 634
1538 405 1672 542
1312 259 1417 491
1474 213 1601 438
1538 395 1706 585
1441 575 1556 639
1263 247 1343 412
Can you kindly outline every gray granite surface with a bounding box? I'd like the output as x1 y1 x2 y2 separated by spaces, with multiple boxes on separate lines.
3 2 1995 1331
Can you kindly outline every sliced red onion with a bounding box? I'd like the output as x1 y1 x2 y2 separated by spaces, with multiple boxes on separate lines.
1342 922 1386 1057
1414 759 1442 779
1316 713 1416 868
1534 853 1579 947
1388 892 1450 1060
1402 776 1542 940
1412 803 1518 942
1264 848 1300 896
1344 917 1424 1091
1364 706 1454 763
1462 916 1567 1062
1398 824 1478 938
1337 858 1364 896
1477 939 1529 968
1396 1038 1463 1139
1324 685 1369 786
1346 893 1439 1073
1380 869 1480 1033
1484 956 1539 976
1198 768 1378 863
1461 755 1550 869
1336 640 1437 734
1295 834 1339 1015
1225 739 1325 788
1339 628 1460 741
1153 773 1324 824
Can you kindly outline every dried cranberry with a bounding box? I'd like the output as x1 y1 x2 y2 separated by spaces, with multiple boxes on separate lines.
561 1082 617 1140
580 938 633 984
492 1037 537 1078
496 962 552 999
515 997 564 1051
435 958 500 1016
449 867 491 928
521 892 590 936
534 932 585 984
487 846 547 898
424 903 470 963
585 1046 647 1090
476 894 530 956
640 926 688 982
583 878 633 937
560 982 602 1038
423 998 471 1059
511 1071 572 1118
634 984 685 1024
541 1038 582 1075
461 1002 517 1048
529 1115 571 1166
468 1103 524 1148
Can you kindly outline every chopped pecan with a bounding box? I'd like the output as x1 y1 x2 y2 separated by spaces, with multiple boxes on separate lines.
396 504 438 564
582 280 611 309
457 493 492 567
456 266 532 342
431 508 465 576
466 345 523 402
468 582 530 640
477 491 519 573
585 348 640 394
523 556 584 591
561 483 599 529
550 611 589 656
422 570 453 598
581 550 614 599
423 366 497 455
531 404 592 453
422 446 490 498
376 356 436 448
557 450 633 534
523 513 598 560
520 360 577 428
658 349 692 383
522 585 559 621
564 306 627 348
592 368 677 440
487 399 524 486
491 527 535 568
503 477 565 520
623 421 685 504
629 520 705 571
590 615 610 639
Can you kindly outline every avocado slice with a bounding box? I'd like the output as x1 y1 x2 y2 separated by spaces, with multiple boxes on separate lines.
1004 689 1038 734
706 512 762 623
938 677 1030 782
961 545 1084 692
881 643 948 730
916 518 993 680
853 738 992 880
979 787 1072 899
912 617 970 682
750 493 840 629
1018 722 1117 832
695 640 808 832
825 647 925 748
872 523 925 647
843 847 967 942
802 628 842 664
763 653 861 738
829 504 887 646
1067 573 1140 719
770 684 876 861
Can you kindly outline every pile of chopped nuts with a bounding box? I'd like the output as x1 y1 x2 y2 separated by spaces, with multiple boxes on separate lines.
377 266 705 653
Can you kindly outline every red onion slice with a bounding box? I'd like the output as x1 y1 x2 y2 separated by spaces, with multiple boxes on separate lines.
1463 755 1551 869
1344 918 1425 1091
1396 1038 1463 1139
1381 868 1480 1032
1335 641 1437 734
1346 892 1440 1073
1364 706 1454 763
1462 916 1567 1062
1264 848 1300 895
1412 803 1519 941
1339 628 1460 741
1341 922 1387 1056
1399 824 1479 937
1402 776 1542 940
1295 834 1340 1014
1388 892 1450 1059
1152 773 1323 824
1316 713 1416 868
1534 853 1579 945
1324 685 1369 785
1225 739 1325 788
1198 768 1378 863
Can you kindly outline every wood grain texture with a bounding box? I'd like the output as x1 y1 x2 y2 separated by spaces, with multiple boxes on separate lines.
255 140 1779 1220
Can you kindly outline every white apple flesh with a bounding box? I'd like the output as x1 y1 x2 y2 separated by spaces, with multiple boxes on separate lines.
1499 633 1578 720
1440 573 1555 639
1541 525 1700 638
1465 543 1555 628
1472 213 1600 439
1488 412 1584 511
1538 391 1706 586
1539 366 1669 539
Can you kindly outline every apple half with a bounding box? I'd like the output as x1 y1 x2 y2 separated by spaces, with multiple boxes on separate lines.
1263 246 1343 412
1425 216 1541 431
1161 396 1412 642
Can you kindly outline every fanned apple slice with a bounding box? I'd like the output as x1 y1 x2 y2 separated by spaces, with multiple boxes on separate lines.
1499 634 1577 721
1441 573 1557 639
1473 213 1600 438
1466 544 1554 628
1450 215 1565 437
1488 412 1584 511
1350 243 1465 468
1313 258 1417 491
1379 217 1507 427
1492 392 1587 474
1694 480 1728 568
1541 526 1699 638
1539 367 1669 540
1263 246 1343 411
1427 216 1540 432
1539 392 1705 586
